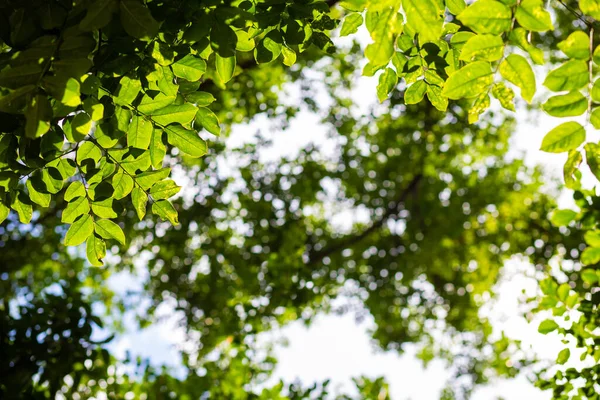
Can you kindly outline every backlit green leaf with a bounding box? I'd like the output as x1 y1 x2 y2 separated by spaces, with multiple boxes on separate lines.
377 68 397 103
127 115 153 150
165 125 208 157
459 34 504 62
64 214 94 246
540 122 585 153
515 0 553 32
538 319 558 334
442 61 493 100
172 55 207 82
340 13 363 36
150 104 197 127
152 199 179 224
215 54 236 83
403 0 442 44
95 219 126 245
132 187 147 220
86 234 106 266
62 197 90 223
112 171 134 199
10 191 32 224
65 181 86 201
499 54 536 102
558 31 590 60
150 179 180 200
195 107 221 136
458 0 511 35
542 91 587 117
80 0 118 31
544 60 589 92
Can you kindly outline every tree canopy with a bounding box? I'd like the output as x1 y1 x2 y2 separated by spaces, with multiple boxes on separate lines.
0 0 599 399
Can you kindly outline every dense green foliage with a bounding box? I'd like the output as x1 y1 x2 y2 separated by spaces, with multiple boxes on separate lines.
1 0 599 399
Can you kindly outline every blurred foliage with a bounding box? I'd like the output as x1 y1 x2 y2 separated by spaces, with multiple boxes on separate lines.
0 1 598 400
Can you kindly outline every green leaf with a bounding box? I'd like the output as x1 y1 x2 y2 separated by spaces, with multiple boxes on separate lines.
135 168 171 190
138 93 177 114
149 179 181 200
557 283 571 302
120 0 159 40
86 234 106 266
468 93 490 123
65 181 86 201
215 54 236 83
426 85 448 112
165 125 208 157
446 0 467 14
150 104 197 126
235 30 255 52
150 129 166 168
62 197 90 223
509 28 544 65
43 76 81 108
405 80 427 104
195 107 221 136
581 247 600 265
77 141 102 165
403 0 442 44
540 122 585 153
41 167 64 194
109 148 151 175
132 187 147 220
80 0 118 31
364 9 400 68
491 82 515 111
586 143 600 181
65 113 92 142
558 31 590 60
581 0 600 19
457 0 511 35
556 348 570 365
0 85 36 113
592 79 600 103
94 219 126 245
499 54 536 103
281 47 297 67
550 209 577 227
542 92 587 117
591 107 600 129
26 178 50 208
515 0 553 32
171 55 207 82
152 199 179 225
582 268 599 284
184 92 215 107
0 64 43 89
340 13 363 36
0 202 9 224
564 150 582 189
115 76 142 105
459 34 504 62
442 61 493 100
112 171 134 200
64 214 94 246
377 68 398 103
544 60 589 92
91 198 118 218
25 94 52 139
538 319 558 334
127 115 153 150
255 30 283 64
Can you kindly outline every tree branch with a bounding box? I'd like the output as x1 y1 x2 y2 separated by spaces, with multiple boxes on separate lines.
306 173 423 266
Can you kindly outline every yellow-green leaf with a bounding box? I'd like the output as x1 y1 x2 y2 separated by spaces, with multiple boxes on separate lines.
540 122 585 153
64 214 94 246
442 61 493 99
499 54 536 103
